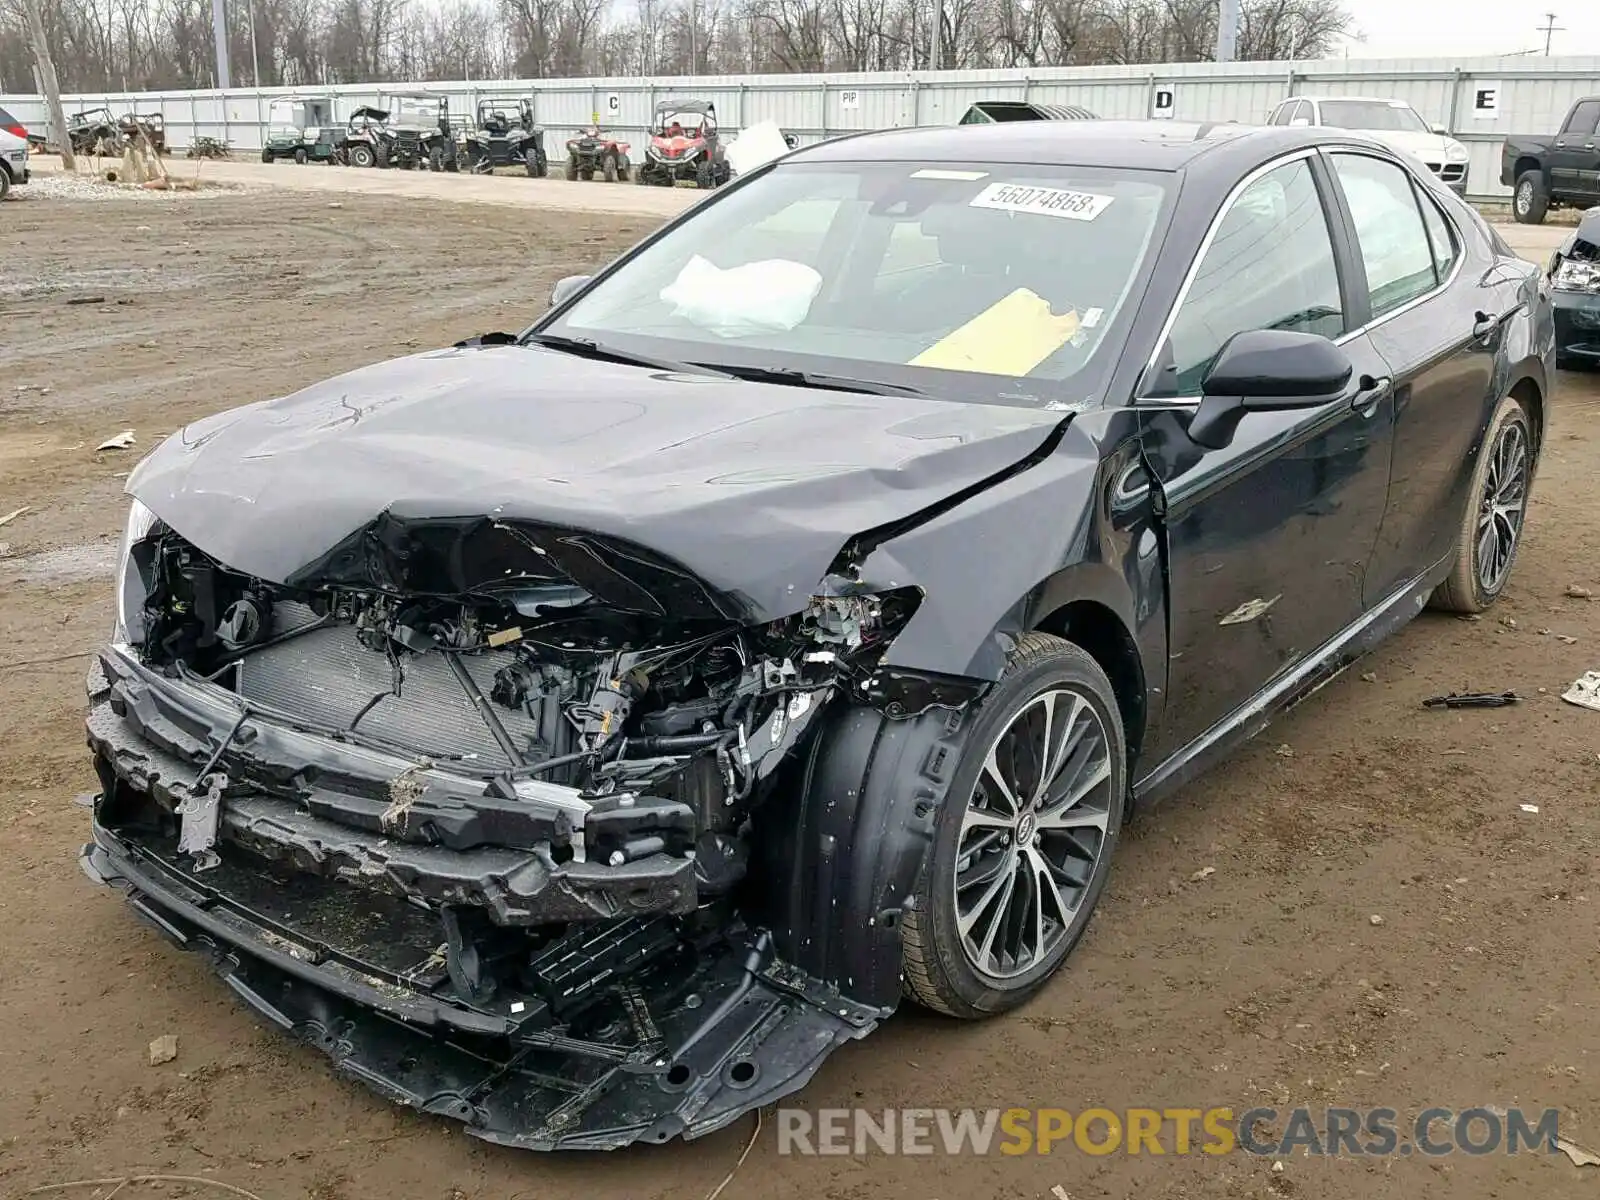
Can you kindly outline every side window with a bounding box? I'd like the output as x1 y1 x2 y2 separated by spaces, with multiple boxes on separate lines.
1416 189 1459 282
1161 158 1345 398
1269 103 1292 126
1290 100 1311 125
1331 154 1439 318
1562 100 1600 137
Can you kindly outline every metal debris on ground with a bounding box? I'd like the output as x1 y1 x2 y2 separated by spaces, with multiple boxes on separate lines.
95 431 136 451
1520 804 1541 813
1422 691 1519 709
1562 672 1600 713
0 506 28 528
1567 584 1594 600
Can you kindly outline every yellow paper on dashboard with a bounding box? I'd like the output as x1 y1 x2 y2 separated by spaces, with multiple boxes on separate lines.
909 288 1080 377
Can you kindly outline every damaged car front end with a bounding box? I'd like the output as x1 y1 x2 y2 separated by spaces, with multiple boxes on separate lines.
86 511 911 1146
80 336 1088 1148
1550 206 1600 368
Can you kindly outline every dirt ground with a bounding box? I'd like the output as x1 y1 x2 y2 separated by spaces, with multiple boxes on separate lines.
3 181 1600 1200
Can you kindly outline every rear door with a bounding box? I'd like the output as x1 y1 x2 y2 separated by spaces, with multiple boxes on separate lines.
1550 100 1600 201
1136 153 1395 760
1323 151 1507 600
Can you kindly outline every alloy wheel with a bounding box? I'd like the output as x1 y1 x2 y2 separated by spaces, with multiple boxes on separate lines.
953 687 1113 981
1476 415 1529 594
1515 180 1531 216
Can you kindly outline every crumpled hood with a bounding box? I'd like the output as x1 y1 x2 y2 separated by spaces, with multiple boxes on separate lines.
128 344 1067 620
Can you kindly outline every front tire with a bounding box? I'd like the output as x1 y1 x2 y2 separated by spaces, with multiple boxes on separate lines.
1514 171 1549 224
602 153 617 183
902 633 1125 1019
293 148 308 165
349 144 375 169
1430 393 1534 613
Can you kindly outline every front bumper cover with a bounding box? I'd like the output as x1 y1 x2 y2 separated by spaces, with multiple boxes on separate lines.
1554 288 1600 362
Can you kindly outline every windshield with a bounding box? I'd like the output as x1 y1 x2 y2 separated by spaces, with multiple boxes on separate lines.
659 112 707 132
538 160 1170 407
388 100 434 124
1318 101 1430 133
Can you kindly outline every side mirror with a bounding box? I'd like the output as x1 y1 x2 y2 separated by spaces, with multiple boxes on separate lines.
1431 122 1448 135
550 274 591 309
1187 330 1352 450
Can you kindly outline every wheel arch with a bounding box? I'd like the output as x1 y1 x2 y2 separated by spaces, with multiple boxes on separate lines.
1507 373 1546 451
1031 597 1148 767
1513 155 1543 182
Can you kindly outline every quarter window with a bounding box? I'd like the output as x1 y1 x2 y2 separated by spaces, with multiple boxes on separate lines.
1331 154 1439 318
1417 189 1459 282
1159 158 1345 398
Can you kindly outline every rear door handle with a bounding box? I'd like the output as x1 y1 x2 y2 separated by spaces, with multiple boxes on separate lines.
1350 374 1391 413
1473 310 1503 340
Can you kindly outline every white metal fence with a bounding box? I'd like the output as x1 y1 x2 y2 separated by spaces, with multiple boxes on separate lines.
6 55 1600 200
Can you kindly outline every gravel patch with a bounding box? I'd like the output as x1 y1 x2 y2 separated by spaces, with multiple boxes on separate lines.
6 168 260 203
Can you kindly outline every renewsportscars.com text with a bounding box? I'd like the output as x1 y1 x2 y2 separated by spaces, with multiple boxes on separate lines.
776 1106 1562 1157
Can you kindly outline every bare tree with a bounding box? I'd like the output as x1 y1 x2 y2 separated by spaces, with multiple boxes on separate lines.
0 0 1353 89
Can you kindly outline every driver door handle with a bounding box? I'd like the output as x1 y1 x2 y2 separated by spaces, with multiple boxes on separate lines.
1350 374 1391 413
1473 310 1504 341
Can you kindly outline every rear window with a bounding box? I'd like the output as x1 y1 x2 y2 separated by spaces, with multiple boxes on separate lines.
0 105 18 126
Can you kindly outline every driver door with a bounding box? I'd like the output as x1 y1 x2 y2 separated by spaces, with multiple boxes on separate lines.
1137 154 1395 761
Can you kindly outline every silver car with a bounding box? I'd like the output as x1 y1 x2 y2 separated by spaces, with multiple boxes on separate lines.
1 104 32 200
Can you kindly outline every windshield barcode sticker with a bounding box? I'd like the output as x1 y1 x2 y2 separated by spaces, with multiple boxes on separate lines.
969 183 1114 221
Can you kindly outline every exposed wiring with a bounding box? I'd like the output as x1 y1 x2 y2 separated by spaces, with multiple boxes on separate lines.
704 1108 763 1200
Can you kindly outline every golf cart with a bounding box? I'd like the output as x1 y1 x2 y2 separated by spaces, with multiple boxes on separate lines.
464 97 546 176
68 107 122 156
339 107 391 168
261 97 338 164
636 99 728 189
564 125 630 182
380 91 457 170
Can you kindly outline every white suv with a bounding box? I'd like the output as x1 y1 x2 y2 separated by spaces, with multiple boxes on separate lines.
1 103 31 200
1265 95 1470 196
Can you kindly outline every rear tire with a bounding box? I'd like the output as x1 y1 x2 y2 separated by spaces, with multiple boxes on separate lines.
1429 393 1535 613
901 632 1125 1019
0 167 10 201
1514 171 1549 224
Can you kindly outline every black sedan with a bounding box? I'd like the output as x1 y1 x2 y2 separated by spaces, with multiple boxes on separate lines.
1549 205 1600 367
84 121 1553 1150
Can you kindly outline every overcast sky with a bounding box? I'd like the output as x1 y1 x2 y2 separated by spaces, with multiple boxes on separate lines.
1338 1 1599 58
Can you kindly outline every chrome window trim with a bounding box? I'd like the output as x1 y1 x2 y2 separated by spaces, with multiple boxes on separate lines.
1138 144 1464 410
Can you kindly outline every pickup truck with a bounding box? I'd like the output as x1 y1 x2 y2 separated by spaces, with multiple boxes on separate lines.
1501 96 1600 224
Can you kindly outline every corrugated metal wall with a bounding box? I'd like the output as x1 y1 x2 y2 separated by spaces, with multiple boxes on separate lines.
6 55 1600 200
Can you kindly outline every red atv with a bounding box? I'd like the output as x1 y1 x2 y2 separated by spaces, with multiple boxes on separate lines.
636 99 729 189
564 126 631 182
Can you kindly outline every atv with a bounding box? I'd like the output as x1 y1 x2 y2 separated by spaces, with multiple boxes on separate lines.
564 126 631 182
464 98 547 177
120 112 166 155
337 107 391 168
381 92 458 171
68 107 122 156
636 99 729 189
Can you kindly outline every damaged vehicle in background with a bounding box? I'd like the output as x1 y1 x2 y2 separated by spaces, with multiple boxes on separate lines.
84 121 1552 1150
1548 206 1600 367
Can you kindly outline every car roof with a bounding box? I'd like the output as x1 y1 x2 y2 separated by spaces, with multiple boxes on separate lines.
1291 95 1414 105
969 100 1099 120
788 120 1335 172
